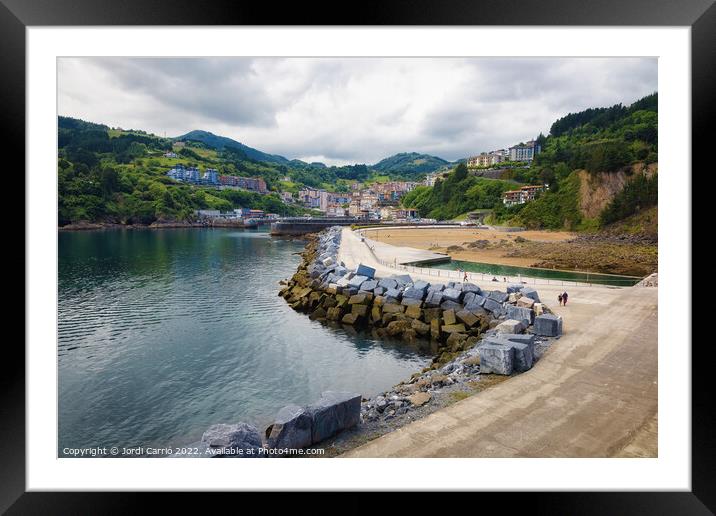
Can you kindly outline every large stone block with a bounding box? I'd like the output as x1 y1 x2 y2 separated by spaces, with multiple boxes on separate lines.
411 318 430 335
465 304 488 317
413 280 430 291
516 296 535 309
534 314 562 336
464 294 486 312
378 278 398 290
427 283 445 292
442 323 467 334
440 300 463 311
495 319 525 334
499 333 536 354
351 304 369 317
401 297 423 307
356 263 376 279
520 287 541 302
430 318 441 339
335 276 350 288
405 304 423 319
506 284 524 293
307 391 362 444
423 307 442 323
443 308 457 325
322 257 335 267
348 293 369 305
201 422 263 457
424 291 444 307
348 275 368 289
382 303 405 314
360 279 378 291
442 288 463 303
506 305 534 327
371 305 382 323
384 288 403 300
478 343 514 375
455 310 480 328
483 298 504 316
403 286 426 300
373 286 386 296
392 274 413 287
507 341 533 372
488 290 509 303
462 283 481 294
265 404 313 450
341 312 363 325
486 335 535 372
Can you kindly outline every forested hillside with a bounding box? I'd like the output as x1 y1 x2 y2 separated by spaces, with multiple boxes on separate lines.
404 93 658 231
58 117 309 226
401 163 516 220
58 117 387 225
371 152 451 178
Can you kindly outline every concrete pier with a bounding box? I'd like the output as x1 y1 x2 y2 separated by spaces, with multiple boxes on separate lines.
270 217 361 236
337 227 658 458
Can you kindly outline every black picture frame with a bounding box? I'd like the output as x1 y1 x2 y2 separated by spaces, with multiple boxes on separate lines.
4 0 709 511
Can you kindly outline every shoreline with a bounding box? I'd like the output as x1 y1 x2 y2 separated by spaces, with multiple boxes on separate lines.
280 226 563 456
58 220 260 231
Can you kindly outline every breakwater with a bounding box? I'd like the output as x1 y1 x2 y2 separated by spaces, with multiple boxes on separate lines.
280 226 564 428
270 217 362 236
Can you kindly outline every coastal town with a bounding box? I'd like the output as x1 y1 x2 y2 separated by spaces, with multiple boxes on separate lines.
165 137 547 223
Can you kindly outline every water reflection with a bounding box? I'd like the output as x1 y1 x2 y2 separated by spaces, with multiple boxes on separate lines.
58 228 431 454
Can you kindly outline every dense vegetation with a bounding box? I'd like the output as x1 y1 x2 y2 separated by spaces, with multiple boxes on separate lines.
600 172 658 226
371 152 451 178
403 93 658 230
401 163 517 220
58 117 310 225
177 130 291 165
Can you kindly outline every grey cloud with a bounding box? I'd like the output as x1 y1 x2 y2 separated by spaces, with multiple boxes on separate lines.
89 57 280 127
59 57 657 164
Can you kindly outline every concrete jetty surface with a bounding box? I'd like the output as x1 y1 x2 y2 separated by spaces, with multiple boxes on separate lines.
337 227 658 457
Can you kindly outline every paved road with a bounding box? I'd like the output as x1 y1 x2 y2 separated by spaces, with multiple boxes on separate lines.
338 227 658 458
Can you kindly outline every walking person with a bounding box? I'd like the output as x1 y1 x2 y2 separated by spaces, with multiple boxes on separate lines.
558 293 563 306
562 291 569 306
463 270 469 283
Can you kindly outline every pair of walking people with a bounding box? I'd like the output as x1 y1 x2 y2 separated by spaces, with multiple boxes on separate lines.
558 291 569 306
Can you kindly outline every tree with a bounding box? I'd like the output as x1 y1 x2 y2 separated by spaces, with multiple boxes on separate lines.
454 162 468 181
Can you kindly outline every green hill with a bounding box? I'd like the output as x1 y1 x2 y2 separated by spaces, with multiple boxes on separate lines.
57 117 310 226
403 92 658 229
371 152 450 177
401 163 516 220
175 130 292 165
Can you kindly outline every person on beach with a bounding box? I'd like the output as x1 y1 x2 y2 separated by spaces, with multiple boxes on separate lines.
558 293 563 306
463 270 468 283
562 291 569 306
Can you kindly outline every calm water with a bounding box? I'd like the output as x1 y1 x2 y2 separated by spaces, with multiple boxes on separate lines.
421 259 641 286
58 228 431 455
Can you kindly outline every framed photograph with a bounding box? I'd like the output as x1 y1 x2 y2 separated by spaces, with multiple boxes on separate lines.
8 0 709 509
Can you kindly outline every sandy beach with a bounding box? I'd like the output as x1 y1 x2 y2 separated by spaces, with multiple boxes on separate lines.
361 226 656 277
361 227 576 268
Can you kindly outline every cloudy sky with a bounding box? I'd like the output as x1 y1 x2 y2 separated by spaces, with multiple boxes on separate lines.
58 57 657 165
